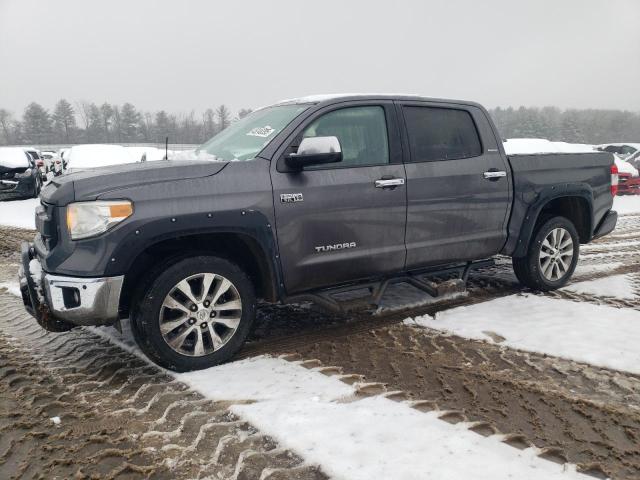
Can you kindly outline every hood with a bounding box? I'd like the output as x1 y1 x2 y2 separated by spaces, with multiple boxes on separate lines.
41 159 229 205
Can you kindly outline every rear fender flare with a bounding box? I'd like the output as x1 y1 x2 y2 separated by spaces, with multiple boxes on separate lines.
509 184 593 258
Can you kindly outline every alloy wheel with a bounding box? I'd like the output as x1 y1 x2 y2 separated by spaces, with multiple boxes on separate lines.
159 273 242 357
538 227 574 281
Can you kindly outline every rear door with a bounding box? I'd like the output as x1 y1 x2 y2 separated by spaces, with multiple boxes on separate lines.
398 102 511 269
271 101 407 293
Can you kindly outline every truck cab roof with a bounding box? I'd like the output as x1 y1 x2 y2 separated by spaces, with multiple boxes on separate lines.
273 93 484 109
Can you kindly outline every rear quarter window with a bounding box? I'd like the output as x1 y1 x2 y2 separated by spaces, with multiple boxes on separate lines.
403 106 482 162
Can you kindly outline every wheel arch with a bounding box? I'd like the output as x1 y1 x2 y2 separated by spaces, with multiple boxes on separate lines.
118 231 281 318
510 189 593 258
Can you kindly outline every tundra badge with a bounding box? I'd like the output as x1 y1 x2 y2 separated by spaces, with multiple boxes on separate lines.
315 242 357 253
280 193 304 203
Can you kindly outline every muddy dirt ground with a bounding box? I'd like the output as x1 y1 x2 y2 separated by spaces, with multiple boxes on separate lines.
1 215 640 479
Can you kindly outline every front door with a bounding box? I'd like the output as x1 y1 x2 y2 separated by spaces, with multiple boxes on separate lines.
398 102 512 269
271 102 407 293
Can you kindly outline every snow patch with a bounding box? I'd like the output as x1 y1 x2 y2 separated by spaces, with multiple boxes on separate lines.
412 294 640 374
233 394 587 480
0 197 38 229
562 274 637 300
175 356 353 403
613 195 640 215
0 281 21 297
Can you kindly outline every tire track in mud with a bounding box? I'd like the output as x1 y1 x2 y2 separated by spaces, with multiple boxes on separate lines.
274 324 640 480
0 293 327 480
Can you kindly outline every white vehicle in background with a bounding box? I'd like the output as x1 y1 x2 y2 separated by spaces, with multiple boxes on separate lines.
596 143 640 160
64 144 140 173
40 150 57 173
125 146 167 162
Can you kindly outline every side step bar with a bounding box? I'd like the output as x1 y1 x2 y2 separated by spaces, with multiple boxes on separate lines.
285 259 495 314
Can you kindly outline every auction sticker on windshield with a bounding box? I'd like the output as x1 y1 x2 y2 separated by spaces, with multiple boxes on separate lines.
246 126 275 137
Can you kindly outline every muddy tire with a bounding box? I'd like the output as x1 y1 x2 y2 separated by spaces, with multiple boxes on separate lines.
131 256 256 372
512 215 579 291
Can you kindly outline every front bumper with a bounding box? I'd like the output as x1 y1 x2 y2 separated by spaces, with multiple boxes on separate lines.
18 242 124 327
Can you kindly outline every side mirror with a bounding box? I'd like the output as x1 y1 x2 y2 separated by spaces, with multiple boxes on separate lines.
285 136 342 170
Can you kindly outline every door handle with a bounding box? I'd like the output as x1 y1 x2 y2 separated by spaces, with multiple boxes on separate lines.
375 178 405 188
483 170 507 181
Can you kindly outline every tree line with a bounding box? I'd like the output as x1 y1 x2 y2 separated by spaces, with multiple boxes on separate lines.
0 100 253 146
0 100 639 146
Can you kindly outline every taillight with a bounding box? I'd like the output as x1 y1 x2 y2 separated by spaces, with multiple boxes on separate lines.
36 159 44 167
611 164 619 196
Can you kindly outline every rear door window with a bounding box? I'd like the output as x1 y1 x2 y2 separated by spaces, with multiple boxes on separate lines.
403 106 482 162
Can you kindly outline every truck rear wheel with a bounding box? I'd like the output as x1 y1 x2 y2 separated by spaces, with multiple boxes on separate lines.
131 256 256 372
512 215 579 291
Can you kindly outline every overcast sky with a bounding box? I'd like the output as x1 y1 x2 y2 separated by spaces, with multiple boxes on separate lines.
1 0 639 115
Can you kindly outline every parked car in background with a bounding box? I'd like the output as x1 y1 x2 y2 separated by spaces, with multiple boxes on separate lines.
0 147 42 199
64 144 139 173
615 156 640 195
23 147 47 180
596 143 640 160
40 151 57 173
59 148 69 171
626 150 640 170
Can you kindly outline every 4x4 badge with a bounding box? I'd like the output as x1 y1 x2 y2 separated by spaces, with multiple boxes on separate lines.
280 193 303 203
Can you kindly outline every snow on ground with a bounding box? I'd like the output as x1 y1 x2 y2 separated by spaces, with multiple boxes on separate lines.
82 315 591 479
0 198 38 229
410 294 640 375
613 195 640 215
179 355 588 480
562 274 637 300
0 282 21 297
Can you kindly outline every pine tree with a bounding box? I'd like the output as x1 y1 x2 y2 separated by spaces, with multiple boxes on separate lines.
23 102 52 144
52 99 76 143
100 103 114 142
119 103 141 142
216 105 231 132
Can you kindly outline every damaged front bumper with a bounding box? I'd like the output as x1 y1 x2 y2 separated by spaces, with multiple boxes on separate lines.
18 242 124 329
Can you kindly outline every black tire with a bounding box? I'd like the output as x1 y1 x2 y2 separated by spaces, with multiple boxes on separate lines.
131 256 256 372
512 215 579 291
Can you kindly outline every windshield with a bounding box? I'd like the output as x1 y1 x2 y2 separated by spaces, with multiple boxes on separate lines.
194 105 308 162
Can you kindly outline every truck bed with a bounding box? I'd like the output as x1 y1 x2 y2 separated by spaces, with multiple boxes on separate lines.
503 151 614 256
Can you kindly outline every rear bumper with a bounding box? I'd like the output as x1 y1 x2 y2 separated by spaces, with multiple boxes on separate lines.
18 242 124 327
593 210 618 240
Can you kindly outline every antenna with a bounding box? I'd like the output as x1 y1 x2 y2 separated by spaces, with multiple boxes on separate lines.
165 136 169 160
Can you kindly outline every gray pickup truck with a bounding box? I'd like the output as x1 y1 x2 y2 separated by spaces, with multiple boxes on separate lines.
18 94 618 371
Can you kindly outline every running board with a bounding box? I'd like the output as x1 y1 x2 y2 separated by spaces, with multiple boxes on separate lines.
285 259 495 314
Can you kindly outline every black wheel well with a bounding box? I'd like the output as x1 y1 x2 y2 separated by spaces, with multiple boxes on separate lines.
538 196 591 242
119 233 277 317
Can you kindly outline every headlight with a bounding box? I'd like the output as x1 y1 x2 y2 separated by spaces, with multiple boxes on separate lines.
66 200 133 240
15 168 32 178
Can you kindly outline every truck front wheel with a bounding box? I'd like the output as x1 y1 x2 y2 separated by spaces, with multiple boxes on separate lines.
512 215 579 291
131 256 256 372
